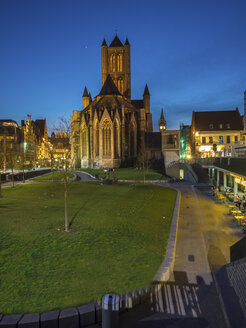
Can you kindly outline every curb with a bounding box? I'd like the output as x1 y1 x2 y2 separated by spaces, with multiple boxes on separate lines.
153 187 181 282
118 179 169 183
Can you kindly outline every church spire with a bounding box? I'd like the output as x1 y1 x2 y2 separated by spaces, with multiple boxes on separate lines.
159 108 166 131
83 86 89 97
143 84 150 96
82 86 90 109
125 37 130 46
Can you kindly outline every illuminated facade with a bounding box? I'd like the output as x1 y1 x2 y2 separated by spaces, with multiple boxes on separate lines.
71 35 153 168
21 117 49 168
180 124 191 159
191 109 243 157
50 132 70 167
0 119 22 172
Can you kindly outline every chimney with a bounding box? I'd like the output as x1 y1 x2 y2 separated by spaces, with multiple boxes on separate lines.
244 90 246 130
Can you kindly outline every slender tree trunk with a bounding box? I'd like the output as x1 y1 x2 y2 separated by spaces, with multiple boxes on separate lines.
0 172 2 198
22 145 25 183
3 132 6 173
11 165 14 188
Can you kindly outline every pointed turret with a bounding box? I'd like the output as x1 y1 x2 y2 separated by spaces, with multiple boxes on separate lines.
125 37 130 46
83 86 89 97
99 74 121 96
143 84 150 113
101 38 107 46
82 86 90 109
143 84 150 96
159 108 166 131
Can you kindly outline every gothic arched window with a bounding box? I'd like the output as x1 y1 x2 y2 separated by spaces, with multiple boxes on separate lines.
117 79 123 94
114 121 119 158
81 125 87 157
110 54 116 72
102 119 111 156
117 54 123 72
95 122 99 156
129 123 135 157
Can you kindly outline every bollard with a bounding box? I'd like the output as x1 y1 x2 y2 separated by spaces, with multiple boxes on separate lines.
102 294 119 328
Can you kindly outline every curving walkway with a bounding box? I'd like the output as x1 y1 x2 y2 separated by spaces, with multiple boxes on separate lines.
118 181 243 327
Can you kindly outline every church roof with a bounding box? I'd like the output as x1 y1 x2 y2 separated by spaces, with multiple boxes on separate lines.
99 74 122 96
192 109 243 131
109 35 123 47
131 100 144 109
143 84 150 96
83 86 89 97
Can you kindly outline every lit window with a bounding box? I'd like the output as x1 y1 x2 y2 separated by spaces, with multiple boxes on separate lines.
219 123 223 129
209 137 213 143
102 119 111 156
110 55 116 72
117 79 123 93
118 54 123 72
209 124 214 129
226 123 230 129
202 137 206 144
219 136 223 144
120 79 123 93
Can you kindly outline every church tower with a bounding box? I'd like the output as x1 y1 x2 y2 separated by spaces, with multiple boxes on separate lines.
159 108 166 131
101 35 131 98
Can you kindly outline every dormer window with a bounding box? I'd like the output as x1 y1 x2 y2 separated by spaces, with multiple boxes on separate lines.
209 124 214 129
226 123 230 129
219 123 223 129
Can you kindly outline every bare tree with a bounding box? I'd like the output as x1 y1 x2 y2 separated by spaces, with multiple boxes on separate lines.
53 117 71 232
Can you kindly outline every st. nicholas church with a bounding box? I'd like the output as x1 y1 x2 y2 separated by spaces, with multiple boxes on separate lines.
71 35 157 168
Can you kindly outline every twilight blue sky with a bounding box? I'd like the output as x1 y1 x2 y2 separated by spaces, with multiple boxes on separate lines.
0 0 246 132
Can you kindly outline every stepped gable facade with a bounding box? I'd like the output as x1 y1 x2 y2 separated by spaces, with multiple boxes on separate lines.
71 35 153 168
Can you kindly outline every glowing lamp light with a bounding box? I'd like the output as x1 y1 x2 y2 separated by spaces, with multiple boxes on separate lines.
195 132 199 136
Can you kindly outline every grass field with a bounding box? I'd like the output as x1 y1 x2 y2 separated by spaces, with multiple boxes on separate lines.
33 171 74 181
76 167 167 180
0 182 176 314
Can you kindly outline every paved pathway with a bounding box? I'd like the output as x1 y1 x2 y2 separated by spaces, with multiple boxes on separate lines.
71 170 97 182
1 170 96 188
118 181 244 327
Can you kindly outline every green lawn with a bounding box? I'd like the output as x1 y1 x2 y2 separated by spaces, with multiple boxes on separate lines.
33 171 74 181
0 182 176 314
77 167 167 180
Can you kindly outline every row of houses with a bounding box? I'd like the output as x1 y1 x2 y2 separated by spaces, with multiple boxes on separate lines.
158 94 246 169
0 116 70 172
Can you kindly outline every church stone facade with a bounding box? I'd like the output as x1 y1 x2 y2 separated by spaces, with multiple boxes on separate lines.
71 35 153 168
